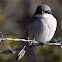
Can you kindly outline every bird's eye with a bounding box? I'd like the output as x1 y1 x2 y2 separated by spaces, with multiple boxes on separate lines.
44 11 48 13
44 10 52 14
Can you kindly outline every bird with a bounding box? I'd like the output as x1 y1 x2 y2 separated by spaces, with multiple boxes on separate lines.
16 4 57 60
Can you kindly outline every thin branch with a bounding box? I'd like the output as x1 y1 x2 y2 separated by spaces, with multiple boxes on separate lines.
0 37 62 46
0 32 62 46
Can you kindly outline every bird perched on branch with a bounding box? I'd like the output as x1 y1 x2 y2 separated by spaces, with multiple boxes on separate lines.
16 4 57 60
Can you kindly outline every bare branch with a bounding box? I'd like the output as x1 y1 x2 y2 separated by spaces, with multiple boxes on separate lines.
0 32 62 46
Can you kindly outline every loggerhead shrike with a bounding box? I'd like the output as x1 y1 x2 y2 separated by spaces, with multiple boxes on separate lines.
16 4 57 60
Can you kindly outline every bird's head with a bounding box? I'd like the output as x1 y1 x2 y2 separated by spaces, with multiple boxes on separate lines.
35 4 52 15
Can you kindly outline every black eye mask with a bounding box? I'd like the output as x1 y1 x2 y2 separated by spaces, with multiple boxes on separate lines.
44 10 52 14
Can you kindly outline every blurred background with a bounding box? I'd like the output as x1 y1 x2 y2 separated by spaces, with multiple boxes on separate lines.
0 0 62 62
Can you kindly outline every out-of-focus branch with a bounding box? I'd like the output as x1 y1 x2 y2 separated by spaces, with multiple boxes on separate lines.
0 46 22 54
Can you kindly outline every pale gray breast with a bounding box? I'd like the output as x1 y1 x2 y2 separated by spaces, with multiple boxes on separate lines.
28 14 57 43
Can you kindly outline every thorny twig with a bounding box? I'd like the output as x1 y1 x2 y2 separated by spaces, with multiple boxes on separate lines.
0 32 62 59
0 32 62 46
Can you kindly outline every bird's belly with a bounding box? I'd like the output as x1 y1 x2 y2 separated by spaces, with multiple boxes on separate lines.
29 20 56 43
34 24 50 43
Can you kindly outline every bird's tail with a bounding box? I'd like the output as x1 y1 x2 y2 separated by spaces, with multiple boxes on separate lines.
16 43 29 60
